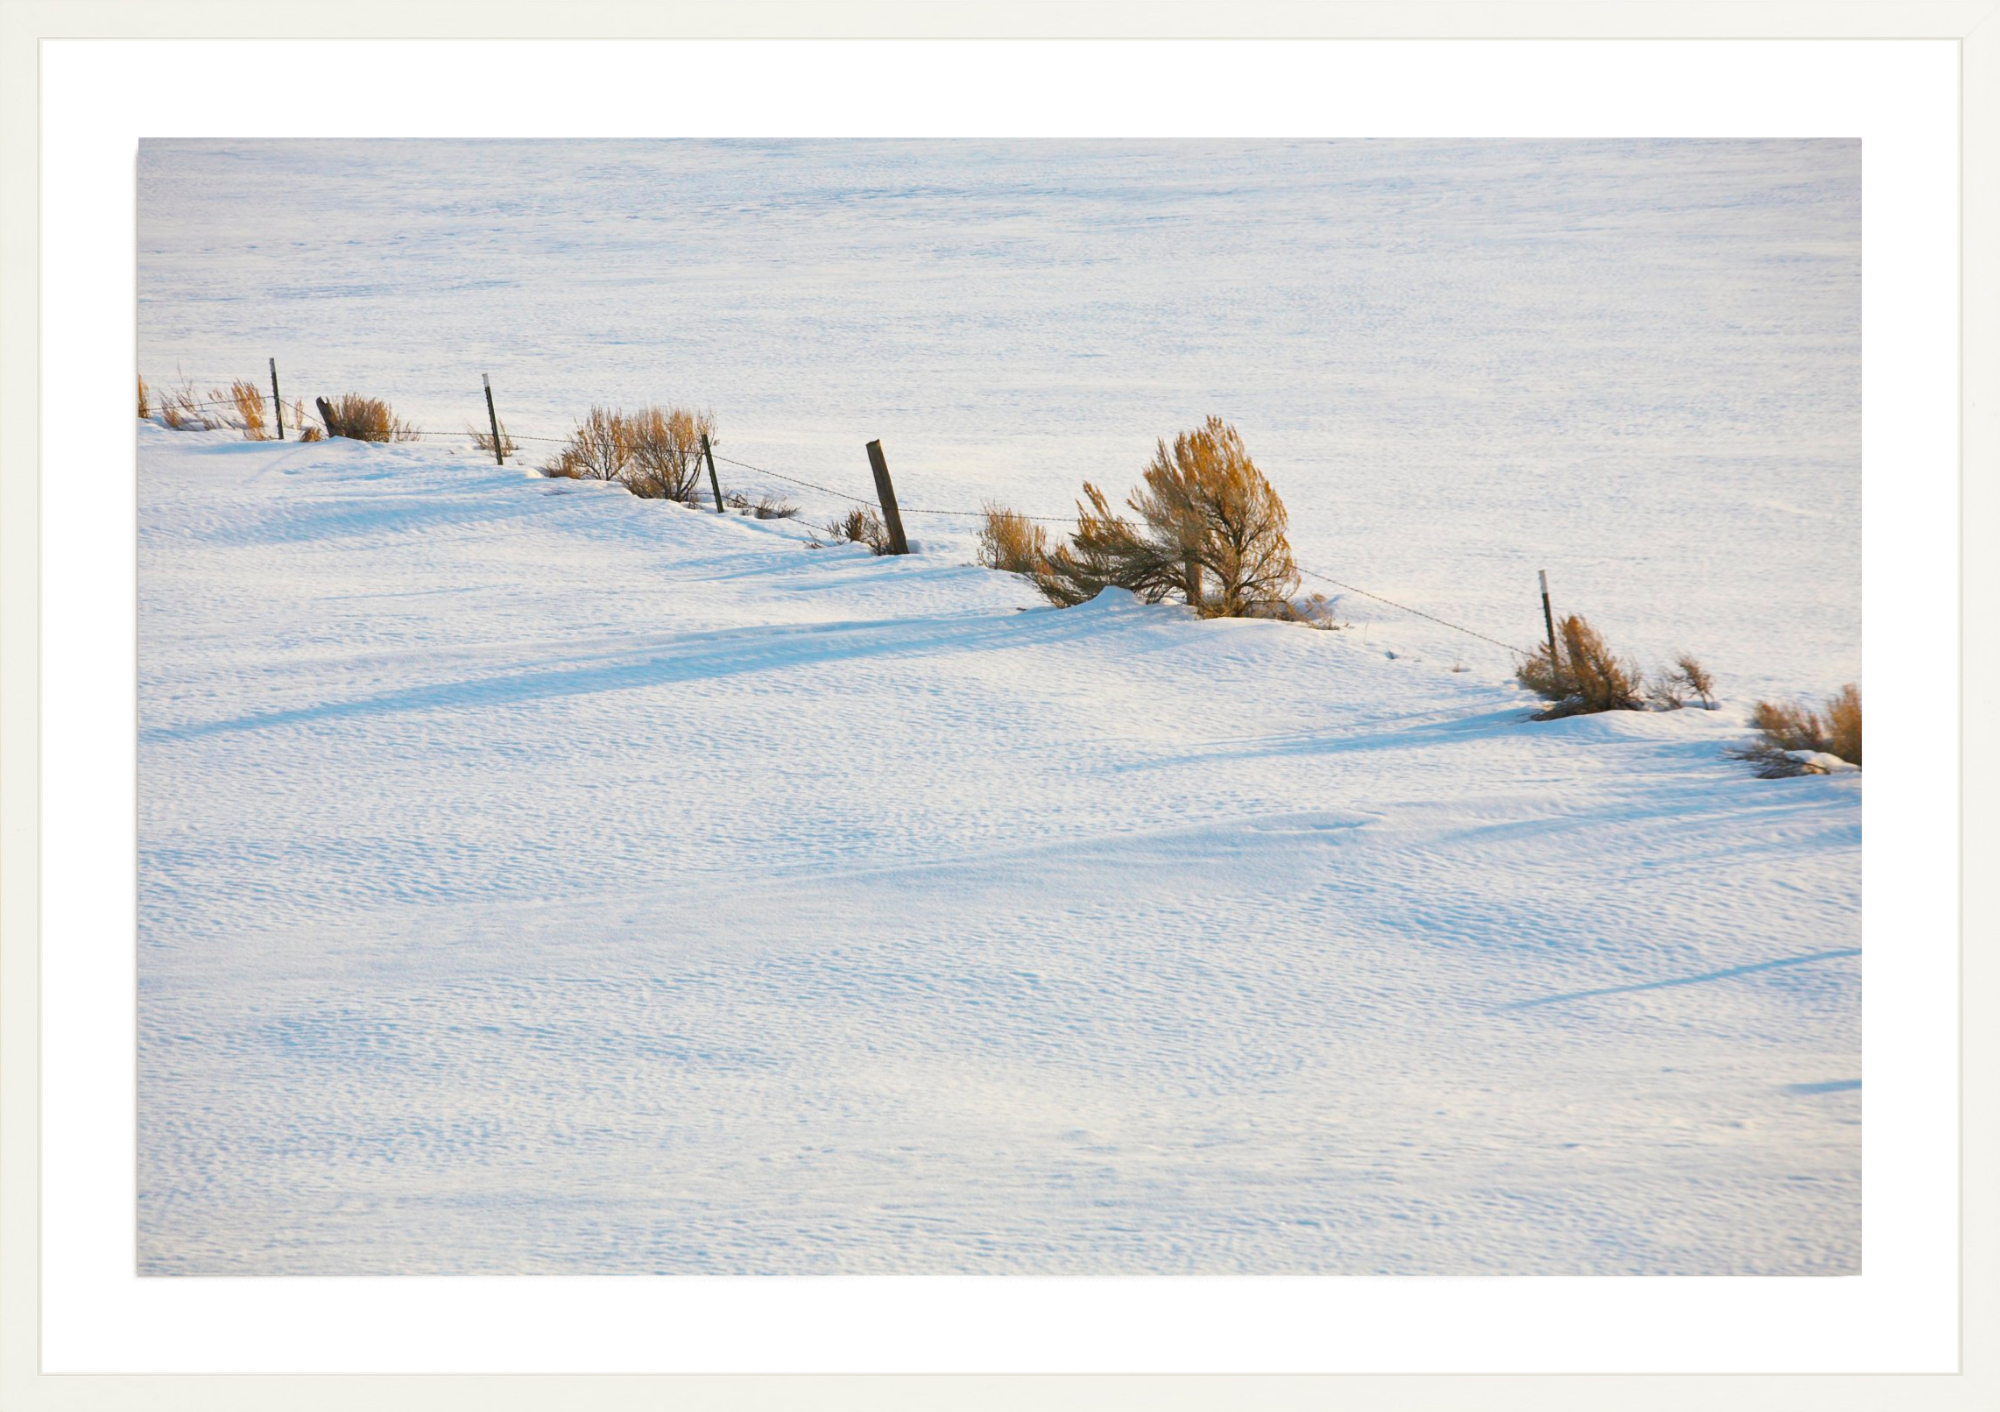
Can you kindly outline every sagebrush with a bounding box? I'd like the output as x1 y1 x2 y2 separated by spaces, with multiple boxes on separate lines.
818 506 894 554
1734 684 1862 775
1515 614 1647 718
1648 653 1718 710
977 503 1049 575
625 406 715 503
1033 417 1299 617
541 405 716 503
320 394 418 443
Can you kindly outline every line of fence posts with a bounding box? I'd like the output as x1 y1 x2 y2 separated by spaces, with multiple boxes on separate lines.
217 368 1548 652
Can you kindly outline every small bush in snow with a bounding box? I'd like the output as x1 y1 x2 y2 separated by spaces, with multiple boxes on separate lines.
136 374 150 420
977 503 1049 575
818 506 894 554
725 491 800 520
1516 613 1646 718
321 393 418 443
219 380 272 441
156 374 222 431
624 405 716 504
1733 684 1862 775
544 405 624 480
1033 416 1299 618
1649 653 1718 710
542 405 716 504
468 419 517 460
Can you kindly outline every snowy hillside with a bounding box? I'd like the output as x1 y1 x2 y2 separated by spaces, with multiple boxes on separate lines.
138 138 1862 701
137 424 1860 1275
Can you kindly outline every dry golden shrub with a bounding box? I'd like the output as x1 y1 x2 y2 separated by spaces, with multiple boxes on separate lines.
1515 614 1646 718
540 405 715 499
1033 417 1298 617
543 407 625 480
157 377 220 431
321 394 417 443
1826 683 1862 766
216 380 271 440
137 374 150 420
977 503 1049 574
1743 684 1861 771
468 420 518 460
820 507 893 554
1649 652 1718 710
624 405 715 503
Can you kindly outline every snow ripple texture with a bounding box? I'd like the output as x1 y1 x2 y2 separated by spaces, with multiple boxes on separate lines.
137 429 1859 1275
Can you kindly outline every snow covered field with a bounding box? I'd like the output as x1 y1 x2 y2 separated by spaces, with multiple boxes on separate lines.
137 141 1860 1275
139 139 1860 696
137 427 1859 1275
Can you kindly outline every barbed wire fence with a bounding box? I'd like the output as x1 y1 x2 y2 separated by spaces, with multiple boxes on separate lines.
138 364 1539 660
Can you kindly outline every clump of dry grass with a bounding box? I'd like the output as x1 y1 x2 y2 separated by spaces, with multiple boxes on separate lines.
319 394 417 443
137 374 150 420
468 419 517 460
1733 684 1862 775
1516 614 1647 718
297 423 324 443
1033 417 1299 618
218 379 271 440
725 491 800 520
816 506 894 554
977 503 1049 575
155 373 222 431
1648 652 1718 710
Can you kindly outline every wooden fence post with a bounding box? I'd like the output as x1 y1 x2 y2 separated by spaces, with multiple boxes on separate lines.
268 358 284 440
1539 569 1558 660
315 396 336 436
482 374 505 466
863 439 911 555
701 432 724 513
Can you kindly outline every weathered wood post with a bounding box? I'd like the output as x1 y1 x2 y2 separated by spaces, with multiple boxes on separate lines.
481 374 505 466
701 432 724 513
315 396 336 436
1539 569 1558 661
268 358 284 440
863 439 911 555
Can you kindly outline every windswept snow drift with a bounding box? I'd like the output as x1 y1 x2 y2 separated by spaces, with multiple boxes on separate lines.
138 426 1859 1274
